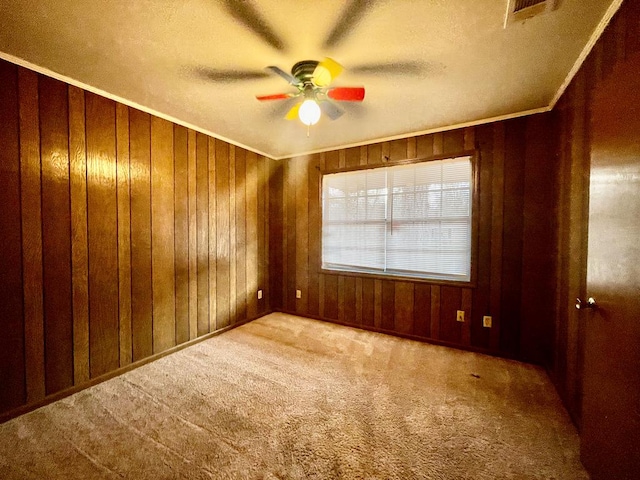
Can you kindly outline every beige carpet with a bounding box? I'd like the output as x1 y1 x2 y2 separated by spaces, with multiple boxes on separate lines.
0 313 587 479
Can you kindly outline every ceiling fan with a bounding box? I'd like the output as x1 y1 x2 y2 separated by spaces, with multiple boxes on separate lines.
256 57 365 126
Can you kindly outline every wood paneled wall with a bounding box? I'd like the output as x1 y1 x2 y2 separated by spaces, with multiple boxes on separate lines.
0 60 272 418
549 0 640 429
270 117 558 361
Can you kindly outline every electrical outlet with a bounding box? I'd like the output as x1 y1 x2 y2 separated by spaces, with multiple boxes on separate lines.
483 315 492 328
257 289 263 300
296 289 302 299
456 310 465 322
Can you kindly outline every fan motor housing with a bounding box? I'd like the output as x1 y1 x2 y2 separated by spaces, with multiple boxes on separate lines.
291 60 319 84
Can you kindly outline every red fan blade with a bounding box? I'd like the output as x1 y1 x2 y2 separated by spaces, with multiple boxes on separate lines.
328 87 365 102
256 93 295 101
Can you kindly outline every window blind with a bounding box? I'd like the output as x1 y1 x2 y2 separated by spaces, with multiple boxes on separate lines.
322 156 472 282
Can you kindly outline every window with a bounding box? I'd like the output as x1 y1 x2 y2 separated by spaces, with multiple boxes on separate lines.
321 156 473 282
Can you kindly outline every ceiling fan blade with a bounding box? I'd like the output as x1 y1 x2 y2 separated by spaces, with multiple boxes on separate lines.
222 0 286 52
328 87 365 102
256 93 297 101
193 67 270 82
323 0 373 49
266 66 302 86
320 101 345 121
350 61 425 76
285 103 301 120
312 58 344 87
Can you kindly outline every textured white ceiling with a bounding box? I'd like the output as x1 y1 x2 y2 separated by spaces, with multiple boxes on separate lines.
0 0 621 159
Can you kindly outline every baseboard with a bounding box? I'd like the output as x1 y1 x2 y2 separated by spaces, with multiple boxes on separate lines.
275 308 521 361
0 311 272 424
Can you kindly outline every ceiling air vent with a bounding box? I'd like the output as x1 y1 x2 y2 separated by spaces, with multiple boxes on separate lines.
504 0 559 27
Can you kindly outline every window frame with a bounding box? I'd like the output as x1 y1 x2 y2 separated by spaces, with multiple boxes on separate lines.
318 149 479 287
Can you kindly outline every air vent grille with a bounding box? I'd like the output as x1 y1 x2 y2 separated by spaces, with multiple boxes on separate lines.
504 0 558 27
514 0 546 12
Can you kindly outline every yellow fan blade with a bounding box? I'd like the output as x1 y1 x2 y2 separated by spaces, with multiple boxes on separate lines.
285 102 301 120
312 57 344 87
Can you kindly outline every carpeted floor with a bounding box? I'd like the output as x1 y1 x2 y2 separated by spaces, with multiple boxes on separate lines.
0 313 588 479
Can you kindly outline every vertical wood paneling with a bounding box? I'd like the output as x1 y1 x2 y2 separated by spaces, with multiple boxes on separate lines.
228 147 237 323
196 133 209 336
268 159 284 311
413 284 431 337
285 159 296 312
395 282 414 334
174 125 189 345
68 86 90 384
129 109 153 360
381 281 395 330
325 150 340 170
0 58 274 419
324 275 338 320
207 138 217 331
472 125 494 350
343 277 357 323
246 151 258 319
307 156 320 316
367 143 382 165
275 117 559 365
490 123 505 351
461 288 473 346
86 93 119 378
282 159 290 311
19 68 45 402
374 280 382 328
381 142 390 164
339 150 346 168
430 285 441 340
389 139 407 161
235 147 247 321
40 76 73 393
151 117 176 353
318 274 325 318
407 137 417 158
216 139 230 329
520 114 556 363
0 61 25 411
361 278 375 327
295 158 309 314
115 103 132 367
359 146 368 166
258 156 269 315
355 277 363 324
187 130 198 340
443 129 464 153
416 135 434 158
345 147 360 168
433 133 444 155
338 277 346 321
501 119 526 355
439 286 462 344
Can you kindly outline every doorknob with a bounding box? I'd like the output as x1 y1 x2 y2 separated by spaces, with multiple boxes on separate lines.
575 297 597 310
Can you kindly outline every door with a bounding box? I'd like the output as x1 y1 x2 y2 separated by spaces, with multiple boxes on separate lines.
580 50 640 479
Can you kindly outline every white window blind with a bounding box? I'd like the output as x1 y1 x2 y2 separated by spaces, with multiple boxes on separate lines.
322 156 472 282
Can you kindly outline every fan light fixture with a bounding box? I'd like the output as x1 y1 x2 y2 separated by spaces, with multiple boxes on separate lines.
298 99 321 126
256 58 366 134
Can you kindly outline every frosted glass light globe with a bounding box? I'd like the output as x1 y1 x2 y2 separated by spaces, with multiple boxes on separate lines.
298 99 321 126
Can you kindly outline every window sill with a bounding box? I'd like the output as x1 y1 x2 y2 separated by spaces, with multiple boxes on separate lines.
319 267 476 288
